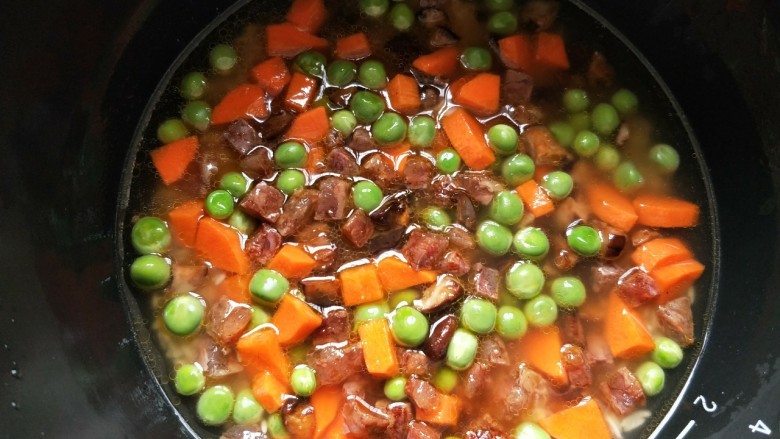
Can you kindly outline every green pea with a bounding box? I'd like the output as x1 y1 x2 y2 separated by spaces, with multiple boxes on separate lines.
488 124 519 155
499 287 522 307
331 110 358 135
591 103 620 135
594 144 620 171
220 172 250 198
180 72 208 101
391 306 429 347
563 89 590 113
268 412 289 437
360 0 389 17
541 171 573 199
613 161 644 191
182 100 212 131
496 305 527 340
487 11 518 35
209 44 237 73
388 289 420 308
476 220 513 256
489 190 524 225
461 297 498 334
567 225 602 257
611 88 639 115
131 217 171 255
197 385 235 425
501 153 535 186
295 51 326 78
432 366 459 393
157 119 190 144
384 376 408 401
436 148 462 174
291 364 317 397
249 269 289 303
354 301 390 327
548 121 575 148
513 422 551 439
550 276 586 308
174 363 205 396
487 0 514 10
422 206 452 230
350 90 386 124
352 180 384 212
408 116 436 148
446 328 479 370
327 60 358 86
649 143 680 173
636 361 665 396
205 189 235 220
568 111 591 132
512 227 549 260
372 112 407 144
275 141 309 168
249 305 271 328
359 60 387 90
461 47 493 71
572 130 600 157
163 294 205 336
276 169 306 195
232 389 263 425
505 261 545 300
523 294 558 328
130 255 171 290
652 336 684 369
390 3 415 31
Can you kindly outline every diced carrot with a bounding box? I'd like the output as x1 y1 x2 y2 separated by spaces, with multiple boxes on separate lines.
605 292 656 359
251 370 290 413
251 57 291 97
631 237 693 272
586 182 639 232
285 72 319 113
357 318 399 377
211 84 268 125
412 47 460 77
320 410 347 439
380 143 411 171
267 244 317 279
453 73 501 115
651 259 705 303
416 393 462 427
633 194 700 228
285 106 330 143
516 180 555 217
386 74 421 115
517 327 568 386
535 32 570 70
150 136 199 186
286 0 326 33
306 144 327 173
339 263 385 306
335 32 372 60
311 386 344 438
448 75 471 102
498 34 534 72
266 22 328 58
431 129 451 153
539 398 611 439
271 293 323 346
218 274 252 304
194 217 250 274
236 327 291 385
440 107 496 171
167 199 203 247
376 256 437 292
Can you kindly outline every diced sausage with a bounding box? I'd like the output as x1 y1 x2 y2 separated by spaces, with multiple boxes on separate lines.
631 227 662 247
259 111 294 139
520 0 560 31
284 403 316 439
370 192 410 229
453 172 504 205
522 126 573 167
296 222 336 273
343 396 390 436
239 146 274 180
220 425 267 439
403 156 434 190
398 349 433 377
561 344 591 388
245 224 282 267
464 428 507 439
327 147 360 176
438 250 470 276
469 263 500 302
591 263 626 295
207 297 252 346
429 26 460 48
405 377 441 411
422 314 458 360
301 276 341 306
224 119 259 155
617 268 660 307
446 226 476 250
386 402 413 439
276 189 319 237
503 70 534 105
315 177 351 221
366 227 407 253
559 311 585 346
417 274 462 313
502 366 548 417
328 86 358 108
170 263 208 294
478 334 510 367
362 153 399 190
455 193 477 230
657 296 695 347
418 8 447 28
600 366 646 415
240 182 284 223
349 127 376 152
311 307 350 346
197 336 243 377
585 332 614 368
462 361 490 399
420 86 440 110
401 229 449 270
587 51 615 87
307 343 364 386
551 196 590 231
616 122 630 147
324 128 346 150
342 210 375 248
407 420 441 439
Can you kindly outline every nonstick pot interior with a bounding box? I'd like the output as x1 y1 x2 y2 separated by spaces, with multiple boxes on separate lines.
1 1 778 438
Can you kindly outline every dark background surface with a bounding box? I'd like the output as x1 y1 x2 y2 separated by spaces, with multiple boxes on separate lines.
1 0 779 438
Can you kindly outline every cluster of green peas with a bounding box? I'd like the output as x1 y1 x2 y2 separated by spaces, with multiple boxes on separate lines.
548 88 681 191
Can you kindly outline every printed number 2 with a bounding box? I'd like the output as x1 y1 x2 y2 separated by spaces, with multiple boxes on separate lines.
694 395 718 413
749 420 772 435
